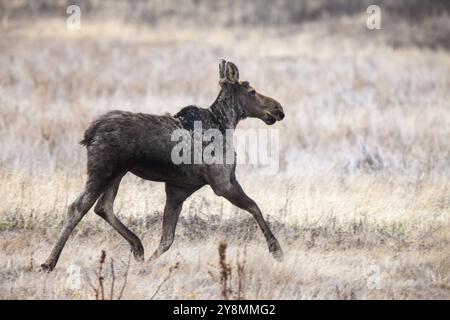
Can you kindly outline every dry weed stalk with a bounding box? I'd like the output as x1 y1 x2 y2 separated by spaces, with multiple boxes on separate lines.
218 242 232 300
116 253 131 300
109 258 115 300
89 250 106 300
236 248 247 300
87 250 131 300
150 262 180 300
212 242 247 300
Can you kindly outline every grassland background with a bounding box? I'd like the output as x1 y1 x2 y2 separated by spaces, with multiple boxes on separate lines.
0 0 449 299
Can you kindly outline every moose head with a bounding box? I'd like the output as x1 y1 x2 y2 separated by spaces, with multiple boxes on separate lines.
219 59 285 125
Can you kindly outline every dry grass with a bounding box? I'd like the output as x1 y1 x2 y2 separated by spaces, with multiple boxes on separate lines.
0 2 449 299
0 172 448 299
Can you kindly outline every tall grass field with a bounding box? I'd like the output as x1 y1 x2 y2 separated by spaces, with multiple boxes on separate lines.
0 0 449 299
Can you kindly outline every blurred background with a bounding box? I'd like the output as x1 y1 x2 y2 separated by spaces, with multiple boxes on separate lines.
0 0 449 300
1 0 449 177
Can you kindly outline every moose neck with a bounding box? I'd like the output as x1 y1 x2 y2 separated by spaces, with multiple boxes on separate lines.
209 87 245 130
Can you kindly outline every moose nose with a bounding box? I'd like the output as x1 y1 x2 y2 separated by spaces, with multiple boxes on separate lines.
278 110 285 120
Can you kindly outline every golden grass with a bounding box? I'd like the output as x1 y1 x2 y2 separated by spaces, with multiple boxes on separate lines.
0 172 448 299
0 13 449 299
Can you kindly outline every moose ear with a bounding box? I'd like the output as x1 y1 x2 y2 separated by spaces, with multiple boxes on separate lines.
225 61 239 83
219 59 239 85
219 59 227 83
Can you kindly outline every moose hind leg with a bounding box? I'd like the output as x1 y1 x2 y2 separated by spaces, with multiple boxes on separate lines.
213 179 283 261
40 181 105 272
94 175 144 262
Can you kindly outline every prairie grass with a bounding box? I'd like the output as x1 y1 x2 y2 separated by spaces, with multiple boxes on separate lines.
0 1 449 299
0 171 448 299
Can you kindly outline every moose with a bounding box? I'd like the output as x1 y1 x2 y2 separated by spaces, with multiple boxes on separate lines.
41 59 285 272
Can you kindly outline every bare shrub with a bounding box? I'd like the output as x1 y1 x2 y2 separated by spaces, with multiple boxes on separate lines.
86 250 131 300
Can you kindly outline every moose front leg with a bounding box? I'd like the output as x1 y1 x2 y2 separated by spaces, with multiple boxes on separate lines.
212 179 283 261
148 184 198 262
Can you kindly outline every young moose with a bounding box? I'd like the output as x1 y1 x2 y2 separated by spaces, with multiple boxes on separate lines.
41 60 285 272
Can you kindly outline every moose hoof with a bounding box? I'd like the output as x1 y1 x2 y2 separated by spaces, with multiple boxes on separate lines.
131 246 145 262
39 263 54 273
132 252 145 263
269 240 284 262
271 249 284 262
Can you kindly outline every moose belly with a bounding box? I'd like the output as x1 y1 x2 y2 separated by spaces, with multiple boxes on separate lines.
130 156 205 187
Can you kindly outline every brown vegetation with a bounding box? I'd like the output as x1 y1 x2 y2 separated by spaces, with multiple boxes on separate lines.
0 1 449 299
